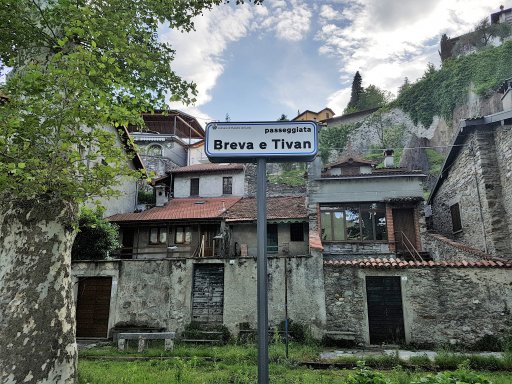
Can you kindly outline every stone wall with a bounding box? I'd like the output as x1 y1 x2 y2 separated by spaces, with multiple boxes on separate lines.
324 265 512 347
495 124 512 253
72 256 326 338
431 128 512 258
422 232 495 262
244 164 306 197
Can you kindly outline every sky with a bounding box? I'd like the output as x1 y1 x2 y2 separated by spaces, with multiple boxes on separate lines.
161 0 498 126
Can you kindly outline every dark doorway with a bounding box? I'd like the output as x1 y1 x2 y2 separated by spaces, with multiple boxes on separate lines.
392 208 417 255
76 277 112 338
200 224 219 257
120 229 134 259
267 224 278 254
366 276 405 345
192 265 224 323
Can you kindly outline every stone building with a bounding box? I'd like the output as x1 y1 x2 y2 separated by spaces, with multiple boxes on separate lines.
308 151 428 261
428 81 512 259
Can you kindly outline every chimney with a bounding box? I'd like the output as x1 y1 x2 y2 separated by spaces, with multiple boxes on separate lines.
383 149 395 168
155 184 168 207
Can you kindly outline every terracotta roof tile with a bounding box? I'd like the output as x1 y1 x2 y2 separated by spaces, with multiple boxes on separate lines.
108 197 242 222
324 257 512 269
223 196 307 222
309 231 324 251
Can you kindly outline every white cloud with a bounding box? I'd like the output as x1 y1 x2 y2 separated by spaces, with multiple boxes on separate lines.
259 0 313 41
319 4 343 21
160 4 255 113
318 0 496 111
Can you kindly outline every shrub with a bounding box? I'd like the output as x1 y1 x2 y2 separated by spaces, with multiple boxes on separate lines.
278 320 307 343
138 189 155 204
411 362 492 384
345 361 391 384
71 207 120 260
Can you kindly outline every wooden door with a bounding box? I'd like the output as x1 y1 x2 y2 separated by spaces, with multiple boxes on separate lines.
76 277 112 338
366 276 405 345
392 208 417 253
121 229 134 259
192 265 224 324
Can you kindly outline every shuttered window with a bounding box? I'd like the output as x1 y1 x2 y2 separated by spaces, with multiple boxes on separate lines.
450 203 462 233
190 178 199 196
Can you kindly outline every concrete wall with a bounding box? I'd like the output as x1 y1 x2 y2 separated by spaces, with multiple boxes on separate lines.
324 265 512 347
72 256 326 337
189 144 208 165
431 128 512 257
230 222 309 257
174 172 245 198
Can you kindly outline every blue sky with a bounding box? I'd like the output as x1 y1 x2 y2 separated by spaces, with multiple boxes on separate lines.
162 0 497 126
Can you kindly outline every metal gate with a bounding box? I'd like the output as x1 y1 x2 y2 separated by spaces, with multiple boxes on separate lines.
76 277 112 338
366 276 405 344
192 265 224 323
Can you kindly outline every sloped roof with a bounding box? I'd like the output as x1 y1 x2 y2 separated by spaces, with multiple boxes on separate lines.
108 197 242 222
223 196 307 222
324 257 512 269
325 155 375 169
170 163 244 174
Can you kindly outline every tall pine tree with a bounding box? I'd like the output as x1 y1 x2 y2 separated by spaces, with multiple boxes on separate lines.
345 71 363 114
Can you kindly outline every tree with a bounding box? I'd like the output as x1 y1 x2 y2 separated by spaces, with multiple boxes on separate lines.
0 1 262 382
71 207 120 261
397 77 411 97
318 123 359 163
358 84 392 110
277 113 288 121
439 33 454 63
344 71 363 113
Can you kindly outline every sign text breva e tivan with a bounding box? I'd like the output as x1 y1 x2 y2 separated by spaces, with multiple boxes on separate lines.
205 121 318 162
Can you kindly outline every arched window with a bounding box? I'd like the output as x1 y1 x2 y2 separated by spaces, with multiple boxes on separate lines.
147 144 163 157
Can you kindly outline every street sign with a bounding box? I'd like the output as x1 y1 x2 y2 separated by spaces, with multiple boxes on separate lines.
205 121 318 163
204 120 318 384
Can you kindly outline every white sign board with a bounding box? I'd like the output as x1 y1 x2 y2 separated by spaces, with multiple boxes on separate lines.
205 121 318 163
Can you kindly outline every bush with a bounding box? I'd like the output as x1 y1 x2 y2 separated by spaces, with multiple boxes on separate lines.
71 207 120 260
182 322 231 344
411 362 492 384
345 361 391 384
138 189 155 204
278 320 307 343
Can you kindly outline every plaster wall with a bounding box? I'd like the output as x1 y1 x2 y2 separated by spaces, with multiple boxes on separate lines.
174 172 245 198
324 266 512 347
72 256 326 337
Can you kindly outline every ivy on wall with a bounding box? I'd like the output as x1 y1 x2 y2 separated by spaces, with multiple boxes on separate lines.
393 41 512 128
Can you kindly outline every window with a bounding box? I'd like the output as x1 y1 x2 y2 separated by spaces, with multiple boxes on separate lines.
450 203 462 233
223 177 233 195
149 227 167 245
290 223 304 242
147 144 163 157
190 178 199 196
175 226 192 244
320 203 387 242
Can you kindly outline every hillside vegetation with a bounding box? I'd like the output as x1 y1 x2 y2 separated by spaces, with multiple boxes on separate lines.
393 41 512 128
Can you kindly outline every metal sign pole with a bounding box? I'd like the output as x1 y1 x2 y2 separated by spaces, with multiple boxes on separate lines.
256 157 269 384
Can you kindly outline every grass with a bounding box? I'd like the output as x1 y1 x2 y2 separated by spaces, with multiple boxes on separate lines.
78 343 512 383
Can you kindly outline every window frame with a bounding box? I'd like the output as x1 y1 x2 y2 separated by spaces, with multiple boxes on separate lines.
174 226 192 244
320 203 387 243
222 176 233 195
450 203 462 233
148 227 168 245
147 144 163 157
190 178 200 196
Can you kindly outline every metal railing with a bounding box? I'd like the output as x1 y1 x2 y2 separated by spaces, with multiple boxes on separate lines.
396 231 424 262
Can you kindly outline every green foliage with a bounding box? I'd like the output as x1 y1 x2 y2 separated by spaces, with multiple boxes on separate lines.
268 168 305 187
393 41 512 128
71 207 120 261
318 123 359 163
138 189 156 205
425 149 446 177
0 0 240 204
411 362 492 384
278 320 307 343
345 361 391 384
182 322 231 343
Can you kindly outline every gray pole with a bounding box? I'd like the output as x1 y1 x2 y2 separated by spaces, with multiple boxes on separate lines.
256 157 269 383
